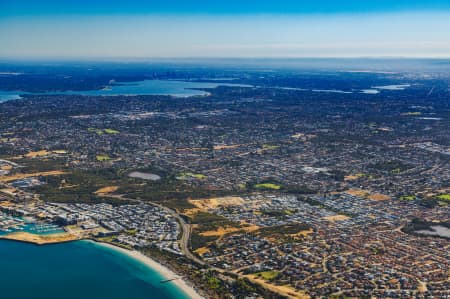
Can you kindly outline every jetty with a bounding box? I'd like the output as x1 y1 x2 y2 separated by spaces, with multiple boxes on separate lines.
160 277 181 284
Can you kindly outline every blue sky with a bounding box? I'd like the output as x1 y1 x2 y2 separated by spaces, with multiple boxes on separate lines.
2 1 450 15
1 1 449 59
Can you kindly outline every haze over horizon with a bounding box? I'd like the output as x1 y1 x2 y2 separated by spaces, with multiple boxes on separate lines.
1 0 450 60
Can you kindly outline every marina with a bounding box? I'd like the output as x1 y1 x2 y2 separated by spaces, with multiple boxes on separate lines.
0 212 63 235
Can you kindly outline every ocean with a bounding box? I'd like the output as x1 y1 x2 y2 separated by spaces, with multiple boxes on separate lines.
0 240 191 299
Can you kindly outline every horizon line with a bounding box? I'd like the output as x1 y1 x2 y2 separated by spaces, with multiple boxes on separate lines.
1 56 450 62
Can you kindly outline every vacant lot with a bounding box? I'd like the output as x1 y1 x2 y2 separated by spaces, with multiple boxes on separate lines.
324 215 350 222
94 186 119 195
189 196 245 211
0 170 67 182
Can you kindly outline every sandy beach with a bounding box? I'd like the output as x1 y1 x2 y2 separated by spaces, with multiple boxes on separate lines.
95 242 204 299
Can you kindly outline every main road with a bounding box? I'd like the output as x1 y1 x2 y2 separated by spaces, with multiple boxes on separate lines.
111 194 205 266
147 201 206 266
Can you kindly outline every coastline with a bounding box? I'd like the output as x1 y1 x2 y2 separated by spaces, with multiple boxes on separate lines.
0 231 78 245
0 234 204 299
92 241 204 299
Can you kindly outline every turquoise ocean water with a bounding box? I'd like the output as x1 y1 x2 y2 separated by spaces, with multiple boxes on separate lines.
0 240 191 299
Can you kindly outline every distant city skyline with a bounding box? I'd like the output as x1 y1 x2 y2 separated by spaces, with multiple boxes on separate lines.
1 1 450 59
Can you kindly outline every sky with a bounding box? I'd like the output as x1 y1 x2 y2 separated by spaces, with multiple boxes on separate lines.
0 0 450 59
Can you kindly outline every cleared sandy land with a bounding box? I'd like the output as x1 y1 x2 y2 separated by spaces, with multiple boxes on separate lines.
244 274 309 299
194 247 211 256
181 208 202 217
0 171 67 182
199 223 260 238
345 189 390 201
418 281 428 293
25 150 50 158
324 215 350 222
94 186 119 195
345 189 369 197
368 193 391 201
213 144 242 150
199 226 242 237
290 228 314 238
344 175 359 181
189 196 245 211
0 200 14 207
344 174 365 181
0 188 18 196
1 164 13 171
52 150 68 154
0 232 78 245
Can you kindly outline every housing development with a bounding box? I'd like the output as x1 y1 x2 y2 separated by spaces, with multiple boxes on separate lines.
0 64 448 298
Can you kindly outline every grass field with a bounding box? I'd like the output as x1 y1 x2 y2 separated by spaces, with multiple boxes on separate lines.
255 183 281 190
256 271 280 281
436 194 450 202
96 155 111 161
88 128 120 135
104 128 120 134
177 172 207 180
262 144 280 150
88 128 104 135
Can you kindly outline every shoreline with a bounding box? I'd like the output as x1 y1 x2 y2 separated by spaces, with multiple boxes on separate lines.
0 231 78 245
0 235 204 299
92 241 204 299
